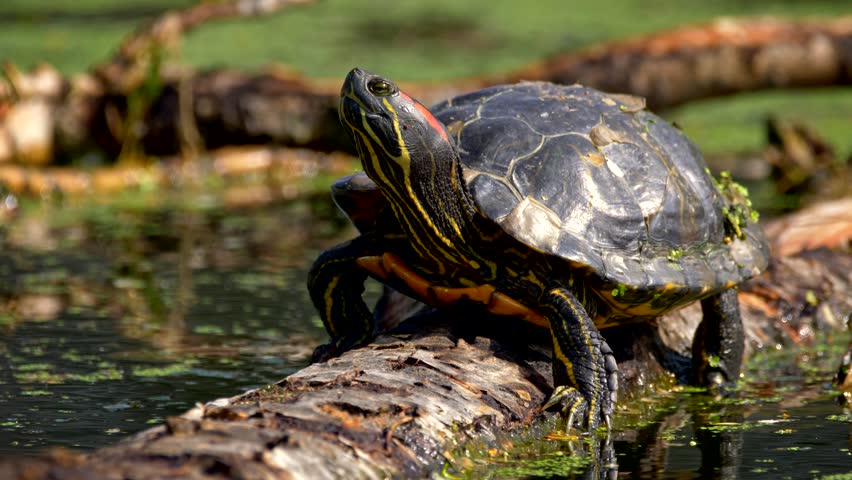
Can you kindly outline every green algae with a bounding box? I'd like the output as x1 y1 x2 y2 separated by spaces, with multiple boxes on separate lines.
666 248 684 262
132 360 199 378
708 169 759 240
442 333 851 478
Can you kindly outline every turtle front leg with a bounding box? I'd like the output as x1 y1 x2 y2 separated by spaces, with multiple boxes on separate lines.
692 288 744 388
541 287 618 431
307 234 380 362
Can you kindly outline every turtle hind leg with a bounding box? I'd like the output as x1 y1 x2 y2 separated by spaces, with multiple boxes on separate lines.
542 287 617 431
692 288 745 388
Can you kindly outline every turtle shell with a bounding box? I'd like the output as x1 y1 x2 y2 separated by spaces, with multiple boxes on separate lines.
431 82 768 301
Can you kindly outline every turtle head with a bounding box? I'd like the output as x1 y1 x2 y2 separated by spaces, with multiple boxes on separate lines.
339 68 478 264
339 68 455 195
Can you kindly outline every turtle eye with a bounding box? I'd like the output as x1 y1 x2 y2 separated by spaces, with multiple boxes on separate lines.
368 78 396 96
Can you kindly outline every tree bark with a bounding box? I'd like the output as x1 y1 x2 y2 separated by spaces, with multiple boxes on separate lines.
1 199 849 479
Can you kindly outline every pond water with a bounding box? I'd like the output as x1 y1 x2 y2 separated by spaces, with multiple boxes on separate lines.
0 197 337 453
451 344 852 479
0 194 849 479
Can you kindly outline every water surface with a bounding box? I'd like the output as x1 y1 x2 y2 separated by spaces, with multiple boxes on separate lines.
0 195 849 479
0 198 336 453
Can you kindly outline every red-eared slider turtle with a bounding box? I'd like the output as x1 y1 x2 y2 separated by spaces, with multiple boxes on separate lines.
308 68 768 430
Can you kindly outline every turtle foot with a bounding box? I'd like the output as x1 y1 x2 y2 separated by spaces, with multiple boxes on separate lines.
543 385 611 432
311 342 339 363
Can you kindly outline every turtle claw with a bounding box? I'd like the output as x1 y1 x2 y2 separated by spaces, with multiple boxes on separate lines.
542 340 618 433
543 385 611 433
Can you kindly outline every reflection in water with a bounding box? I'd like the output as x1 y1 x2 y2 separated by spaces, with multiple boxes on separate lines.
691 398 744 479
0 199 343 454
586 436 618 480
448 340 851 479
0 198 850 479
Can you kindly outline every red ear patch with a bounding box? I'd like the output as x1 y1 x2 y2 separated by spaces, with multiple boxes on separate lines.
399 91 449 143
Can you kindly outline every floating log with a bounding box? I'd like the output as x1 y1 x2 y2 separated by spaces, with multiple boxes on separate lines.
0 146 354 203
0 199 849 479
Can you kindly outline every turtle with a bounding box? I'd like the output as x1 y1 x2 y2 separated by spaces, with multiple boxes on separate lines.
308 68 769 430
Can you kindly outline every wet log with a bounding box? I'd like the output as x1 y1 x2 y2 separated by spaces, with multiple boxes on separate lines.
1 199 850 479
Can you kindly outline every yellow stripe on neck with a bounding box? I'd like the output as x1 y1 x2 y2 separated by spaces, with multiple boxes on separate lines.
382 98 460 255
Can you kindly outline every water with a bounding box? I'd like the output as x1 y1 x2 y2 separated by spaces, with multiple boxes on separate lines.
0 276 317 452
618 392 852 479
0 197 337 453
0 196 850 479
451 343 852 479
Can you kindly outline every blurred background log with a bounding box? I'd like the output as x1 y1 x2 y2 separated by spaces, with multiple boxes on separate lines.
93 0 317 95
0 199 849 479
2 15 851 167
504 16 852 110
